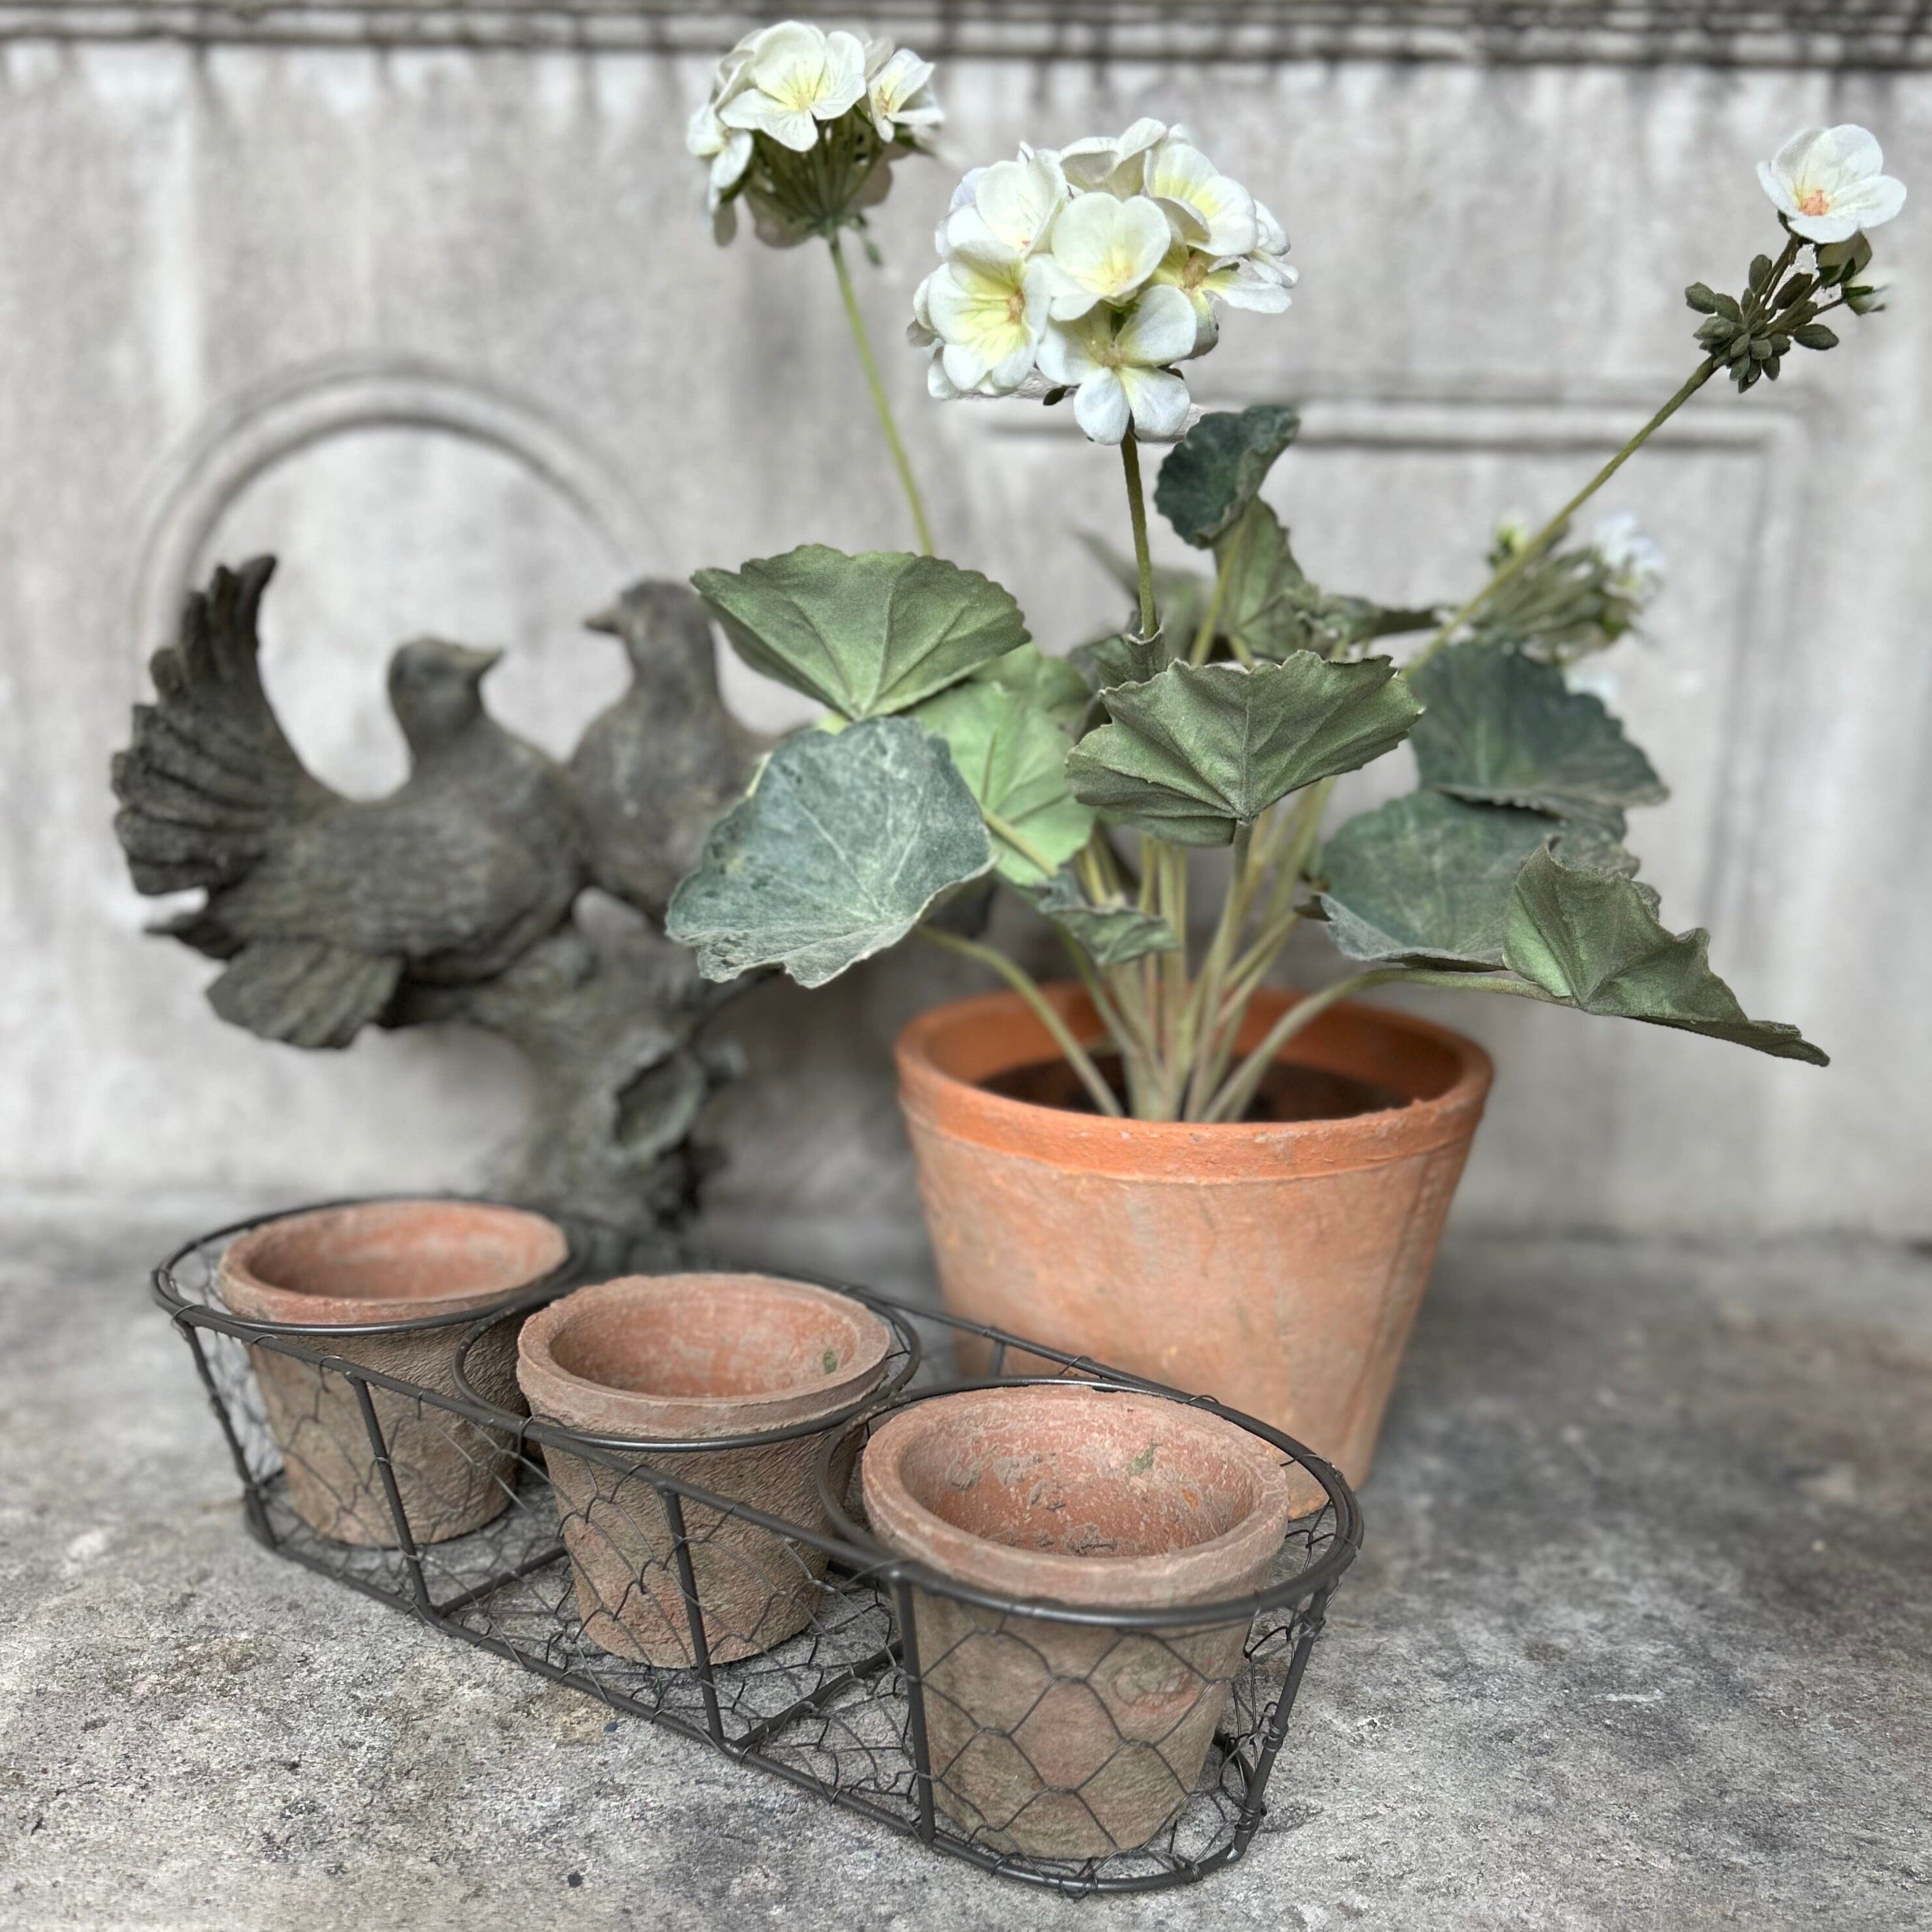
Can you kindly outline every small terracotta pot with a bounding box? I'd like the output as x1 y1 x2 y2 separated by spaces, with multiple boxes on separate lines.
516 1273 893 1665
218 1198 569 1546
897 984 1493 1486
861 1383 1293 1860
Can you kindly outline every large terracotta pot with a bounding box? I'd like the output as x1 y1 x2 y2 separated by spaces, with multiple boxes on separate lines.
895 985 1493 1484
218 1198 569 1546
517 1273 893 1665
861 1383 1293 1859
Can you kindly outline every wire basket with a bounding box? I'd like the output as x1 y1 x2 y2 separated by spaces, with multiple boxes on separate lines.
153 1198 1361 1897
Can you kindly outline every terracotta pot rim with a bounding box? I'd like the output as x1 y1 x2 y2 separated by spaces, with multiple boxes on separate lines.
218 1198 570 1329
898 983 1491 1141
860 1384 1295 1611
896 984 1492 1183
517 1273 895 1443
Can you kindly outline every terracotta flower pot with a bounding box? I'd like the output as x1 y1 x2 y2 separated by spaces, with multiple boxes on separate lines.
896 984 1493 1485
218 1198 569 1546
516 1273 893 1665
861 1383 1293 1860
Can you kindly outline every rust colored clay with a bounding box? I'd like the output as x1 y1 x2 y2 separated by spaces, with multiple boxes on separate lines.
516 1273 893 1665
861 1383 1293 1859
218 1198 569 1546
896 985 1493 1484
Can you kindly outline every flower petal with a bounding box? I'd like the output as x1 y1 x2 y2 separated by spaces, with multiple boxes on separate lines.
1116 284 1200 366
1770 126 1826 179
1074 369 1132 444
1118 366 1192 440
711 132 752 193
1037 317 1104 386
1817 123 1885 179
1757 158 1802 219
1845 171 1907 229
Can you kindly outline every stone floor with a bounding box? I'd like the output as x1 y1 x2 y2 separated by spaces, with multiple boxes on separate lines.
1 1203 1927 1931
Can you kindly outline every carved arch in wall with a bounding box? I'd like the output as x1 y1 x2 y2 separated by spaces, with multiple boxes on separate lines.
126 353 656 657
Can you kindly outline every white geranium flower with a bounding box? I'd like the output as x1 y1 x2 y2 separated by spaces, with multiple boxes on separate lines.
1042 193 1172 321
865 42 943 146
719 22 867 153
1153 244 1295 352
1592 513 1665 599
1038 285 1200 444
1058 117 1168 196
926 255 1056 395
942 151 1068 269
1757 124 1905 244
693 22 941 248
1144 134 1258 257
686 102 753 208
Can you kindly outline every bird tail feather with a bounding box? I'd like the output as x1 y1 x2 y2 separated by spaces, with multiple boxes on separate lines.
208 941 403 1050
111 558 334 895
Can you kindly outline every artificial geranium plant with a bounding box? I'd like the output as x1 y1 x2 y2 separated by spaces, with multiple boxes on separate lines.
670 35 1902 1121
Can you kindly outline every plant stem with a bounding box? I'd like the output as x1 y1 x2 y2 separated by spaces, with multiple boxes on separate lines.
1189 553 1231 665
1204 968 1413 1124
1407 356 1721 673
1119 431 1160 642
982 809 1063 882
913 924 1123 1117
828 232 934 556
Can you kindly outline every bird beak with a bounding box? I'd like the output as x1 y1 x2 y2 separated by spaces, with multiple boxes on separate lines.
454 645 503 680
584 605 622 637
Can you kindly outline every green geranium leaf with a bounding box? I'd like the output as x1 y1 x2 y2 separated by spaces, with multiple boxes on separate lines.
1073 628 1176 693
693 546 1029 721
1410 643 1667 829
968 643 1091 729
1213 502 1437 663
1215 501 1308 661
1028 871 1181 968
1065 655 1424 846
912 682 1093 887
1321 791 1552 966
1155 405 1301 548
1503 846 1828 1063
665 717 992 987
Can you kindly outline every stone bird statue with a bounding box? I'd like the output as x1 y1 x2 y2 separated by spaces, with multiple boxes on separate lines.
568 581 762 919
112 556 584 1049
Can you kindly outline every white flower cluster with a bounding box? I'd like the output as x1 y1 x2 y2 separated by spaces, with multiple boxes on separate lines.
687 22 942 246
1590 513 1665 603
911 119 1294 445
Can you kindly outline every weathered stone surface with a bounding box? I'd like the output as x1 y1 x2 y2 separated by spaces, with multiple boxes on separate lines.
4 1204 1927 1929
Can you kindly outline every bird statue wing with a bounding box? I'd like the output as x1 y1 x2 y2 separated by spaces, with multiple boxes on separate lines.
209 781 579 971
112 557 338 895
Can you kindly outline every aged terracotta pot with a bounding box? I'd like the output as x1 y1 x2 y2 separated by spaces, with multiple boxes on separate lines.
861 1383 1293 1860
218 1198 569 1546
896 984 1493 1484
517 1273 893 1665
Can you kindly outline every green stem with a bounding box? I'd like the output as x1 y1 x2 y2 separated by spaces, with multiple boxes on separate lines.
913 924 1123 1117
828 232 934 556
1120 431 1159 642
1407 356 1721 674
1189 555 1231 665
1178 820 1255 1116
1204 968 1413 1125
983 809 1064 882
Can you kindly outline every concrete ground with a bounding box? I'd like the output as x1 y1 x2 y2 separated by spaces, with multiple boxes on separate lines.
1 1204 1927 1931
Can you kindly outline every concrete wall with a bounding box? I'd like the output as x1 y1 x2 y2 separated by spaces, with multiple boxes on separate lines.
3 18 1927 1249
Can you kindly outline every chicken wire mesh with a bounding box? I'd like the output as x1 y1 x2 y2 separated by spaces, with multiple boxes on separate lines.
153 1198 1361 1896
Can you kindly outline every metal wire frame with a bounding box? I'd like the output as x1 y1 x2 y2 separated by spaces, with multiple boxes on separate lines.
152 1198 1362 1897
